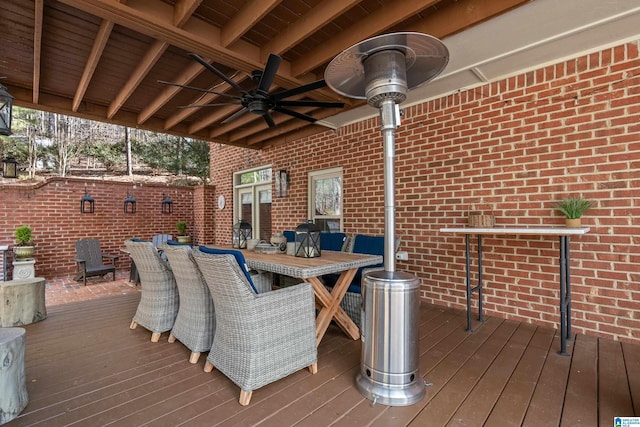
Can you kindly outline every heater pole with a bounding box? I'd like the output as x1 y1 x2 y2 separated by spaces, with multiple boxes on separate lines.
380 99 401 273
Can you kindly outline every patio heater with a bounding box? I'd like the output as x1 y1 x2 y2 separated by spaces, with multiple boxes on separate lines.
325 32 448 406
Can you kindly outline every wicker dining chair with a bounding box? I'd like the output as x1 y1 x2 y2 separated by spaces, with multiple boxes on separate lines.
161 244 215 364
192 249 317 406
125 240 179 342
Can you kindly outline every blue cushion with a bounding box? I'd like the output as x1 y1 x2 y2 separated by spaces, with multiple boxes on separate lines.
131 237 150 243
166 239 189 246
283 230 295 243
320 232 346 251
325 235 384 293
198 246 258 293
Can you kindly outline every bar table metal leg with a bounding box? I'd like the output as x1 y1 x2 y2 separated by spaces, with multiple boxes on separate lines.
558 236 572 356
465 234 483 332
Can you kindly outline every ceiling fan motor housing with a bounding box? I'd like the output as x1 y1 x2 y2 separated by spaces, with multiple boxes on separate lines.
363 50 408 107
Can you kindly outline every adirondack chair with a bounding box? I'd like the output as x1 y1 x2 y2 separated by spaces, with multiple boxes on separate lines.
74 239 119 286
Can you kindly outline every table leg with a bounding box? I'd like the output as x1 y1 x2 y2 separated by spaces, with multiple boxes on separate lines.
558 236 572 356
465 234 484 332
307 269 360 346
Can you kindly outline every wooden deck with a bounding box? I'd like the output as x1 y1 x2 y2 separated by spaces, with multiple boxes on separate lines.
7 293 640 426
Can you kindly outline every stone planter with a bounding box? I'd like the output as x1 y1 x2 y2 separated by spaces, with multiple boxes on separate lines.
13 245 35 259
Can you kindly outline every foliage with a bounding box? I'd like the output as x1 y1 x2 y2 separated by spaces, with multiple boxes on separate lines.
131 133 210 184
14 225 33 246
556 197 592 219
82 140 125 172
176 221 188 235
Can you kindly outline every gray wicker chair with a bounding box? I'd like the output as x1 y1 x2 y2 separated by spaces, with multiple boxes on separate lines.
125 240 179 342
192 249 317 406
162 244 215 364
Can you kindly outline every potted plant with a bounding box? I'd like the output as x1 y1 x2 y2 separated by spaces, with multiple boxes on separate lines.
176 221 190 244
556 196 592 227
13 225 35 258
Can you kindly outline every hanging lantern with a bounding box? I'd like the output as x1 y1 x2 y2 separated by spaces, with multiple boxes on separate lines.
232 219 252 249
0 84 14 136
2 155 18 179
80 185 95 214
124 191 136 214
161 193 173 214
295 220 321 258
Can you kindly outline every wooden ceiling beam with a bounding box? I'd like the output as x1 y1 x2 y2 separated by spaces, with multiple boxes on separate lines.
260 0 363 62
73 20 114 112
291 0 441 77
221 0 282 48
107 0 202 119
32 0 44 104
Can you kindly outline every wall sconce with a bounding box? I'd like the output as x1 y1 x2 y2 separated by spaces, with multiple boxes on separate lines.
80 184 95 214
0 83 14 136
275 169 290 198
124 191 136 214
161 193 173 214
2 155 18 179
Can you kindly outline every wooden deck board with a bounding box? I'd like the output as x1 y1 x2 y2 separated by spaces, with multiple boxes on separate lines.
5 292 640 426
598 339 634 425
561 333 599 426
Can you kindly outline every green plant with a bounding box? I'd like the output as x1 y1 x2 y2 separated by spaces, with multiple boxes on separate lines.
176 221 188 236
14 225 33 246
556 197 592 219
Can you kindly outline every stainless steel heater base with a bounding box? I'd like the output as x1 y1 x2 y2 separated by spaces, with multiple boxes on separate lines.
355 270 425 406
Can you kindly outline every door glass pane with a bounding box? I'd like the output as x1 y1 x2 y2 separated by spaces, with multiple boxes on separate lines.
258 189 272 239
241 192 253 228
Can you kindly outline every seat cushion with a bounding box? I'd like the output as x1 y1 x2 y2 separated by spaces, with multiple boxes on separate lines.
166 239 189 246
198 246 258 293
320 232 346 251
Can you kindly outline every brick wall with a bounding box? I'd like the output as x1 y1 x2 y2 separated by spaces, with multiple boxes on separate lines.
0 177 214 278
210 41 640 344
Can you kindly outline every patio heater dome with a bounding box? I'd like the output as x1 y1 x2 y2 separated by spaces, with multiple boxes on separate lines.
325 32 448 407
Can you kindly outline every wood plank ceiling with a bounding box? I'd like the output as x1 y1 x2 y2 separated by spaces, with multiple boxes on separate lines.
1 0 530 150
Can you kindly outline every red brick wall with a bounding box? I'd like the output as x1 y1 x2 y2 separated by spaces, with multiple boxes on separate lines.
0 177 208 278
210 41 640 344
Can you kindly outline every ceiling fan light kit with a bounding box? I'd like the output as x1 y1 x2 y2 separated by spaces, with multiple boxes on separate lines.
326 32 449 407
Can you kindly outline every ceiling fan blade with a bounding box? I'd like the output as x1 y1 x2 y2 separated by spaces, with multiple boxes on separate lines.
257 54 282 94
272 80 327 100
178 101 241 109
263 113 276 128
188 53 248 95
277 99 345 108
221 107 249 124
273 106 318 123
158 80 242 100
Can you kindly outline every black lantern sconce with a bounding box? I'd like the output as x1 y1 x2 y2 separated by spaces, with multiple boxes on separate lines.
124 190 136 214
0 83 14 136
80 184 95 214
295 220 321 258
2 155 18 179
232 219 252 249
275 169 290 198
161 193 173 214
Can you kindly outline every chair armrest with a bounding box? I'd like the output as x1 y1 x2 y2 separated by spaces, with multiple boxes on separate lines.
101 253 119 266
74 257 86 264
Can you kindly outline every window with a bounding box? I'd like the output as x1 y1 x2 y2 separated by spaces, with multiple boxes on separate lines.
234 167 272 240
308 167 343 232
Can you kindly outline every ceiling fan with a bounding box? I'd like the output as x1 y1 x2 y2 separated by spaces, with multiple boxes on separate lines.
161 53 345 128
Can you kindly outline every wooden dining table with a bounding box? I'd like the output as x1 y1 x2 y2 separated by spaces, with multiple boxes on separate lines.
237 248 383 346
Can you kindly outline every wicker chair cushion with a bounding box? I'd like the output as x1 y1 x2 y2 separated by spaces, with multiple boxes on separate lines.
320 232 347 251
131 237 150 242
283 230 295 242
166 239 189 246
198 246 258 293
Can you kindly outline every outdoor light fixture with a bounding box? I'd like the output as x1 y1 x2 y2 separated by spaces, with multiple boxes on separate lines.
275 169 290 198
2 155 18 179
294 220 321 258
0 83 14 136
161 193 173 214
124 191 136 214
81 185 95 214
232 219 252 249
